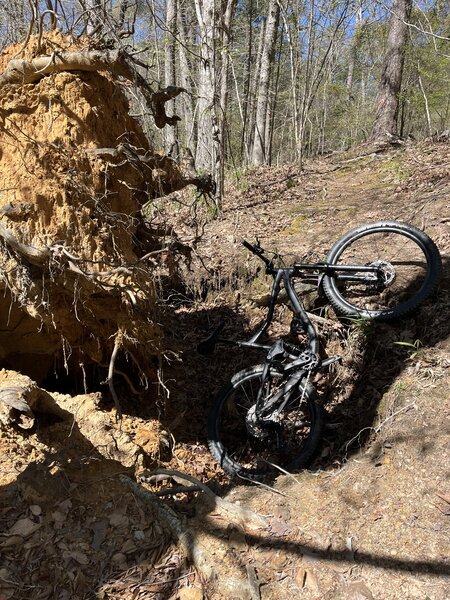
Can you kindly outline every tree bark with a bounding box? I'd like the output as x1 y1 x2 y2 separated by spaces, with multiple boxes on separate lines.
194 0 236 209
371 0 413 142
164 0 178 154
177 3 195 152
217 0 237 199
251 0 280 166
194 0 217 174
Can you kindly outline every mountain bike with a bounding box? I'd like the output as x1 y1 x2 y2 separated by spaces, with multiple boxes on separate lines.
198 221 442 480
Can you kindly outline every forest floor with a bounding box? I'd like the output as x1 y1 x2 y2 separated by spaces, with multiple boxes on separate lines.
1 141 449 600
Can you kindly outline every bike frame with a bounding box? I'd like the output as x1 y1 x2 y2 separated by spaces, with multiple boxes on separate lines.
237 261 379 354
199 246 381 422
229 259 379 421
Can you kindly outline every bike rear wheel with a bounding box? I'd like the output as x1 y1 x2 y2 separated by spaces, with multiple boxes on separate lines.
323 221 441 320
207 364 324 480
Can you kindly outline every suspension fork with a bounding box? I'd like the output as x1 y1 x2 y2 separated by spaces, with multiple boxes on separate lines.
256 367 307 420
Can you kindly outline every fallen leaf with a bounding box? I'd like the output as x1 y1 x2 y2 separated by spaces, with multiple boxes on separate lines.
121 539 137 554
109 513 129 528
0 534 24 548
346 580 374 599
63 550 90 565
268 518 292 537
177 585 203 600
91 519 108 550
8 517 40 538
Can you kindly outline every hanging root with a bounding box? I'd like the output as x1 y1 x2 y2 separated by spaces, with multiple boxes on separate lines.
106 331 124 421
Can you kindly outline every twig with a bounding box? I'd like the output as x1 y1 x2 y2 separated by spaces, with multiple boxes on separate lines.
12 0 36 59
342 402 416 453
306 311 340 326
246 565 261 600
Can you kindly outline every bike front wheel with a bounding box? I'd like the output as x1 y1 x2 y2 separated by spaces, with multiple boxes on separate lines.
207 364 324 480
323 221 442 320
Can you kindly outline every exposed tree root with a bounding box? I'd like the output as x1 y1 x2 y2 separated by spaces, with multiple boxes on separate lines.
140 468 268 531
0 49 185 129
0 222 49 266
106 331 124 421
121 475 263 599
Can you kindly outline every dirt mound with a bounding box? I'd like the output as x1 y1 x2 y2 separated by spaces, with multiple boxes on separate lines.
0 33 192 391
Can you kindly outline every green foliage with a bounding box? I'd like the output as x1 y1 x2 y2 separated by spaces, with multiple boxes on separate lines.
393 339 423 359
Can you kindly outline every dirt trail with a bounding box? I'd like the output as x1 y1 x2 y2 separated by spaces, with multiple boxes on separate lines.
1 141 449 599
163 141 450 599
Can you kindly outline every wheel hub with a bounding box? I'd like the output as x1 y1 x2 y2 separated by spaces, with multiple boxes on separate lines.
369 260 396 290
246 405 278 439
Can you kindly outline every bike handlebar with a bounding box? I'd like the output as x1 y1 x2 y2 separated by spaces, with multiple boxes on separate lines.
242 239 272 268
242 239 260 254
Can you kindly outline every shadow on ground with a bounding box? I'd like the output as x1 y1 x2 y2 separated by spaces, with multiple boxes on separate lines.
1 256 448 598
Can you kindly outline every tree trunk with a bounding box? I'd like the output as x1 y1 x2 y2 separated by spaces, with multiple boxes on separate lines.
251 0 280 166
371 0 413 142
177 3 195 152
240 0 254 163
164 0 178 154
346 4 363 100
194 0 217 174
194 0 235 209
217 0 237 200
246 10 265 164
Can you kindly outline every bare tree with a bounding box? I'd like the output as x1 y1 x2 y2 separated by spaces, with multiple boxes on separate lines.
164 0 178 154
372 0 413 142
250 0 280 166
194 0 236 207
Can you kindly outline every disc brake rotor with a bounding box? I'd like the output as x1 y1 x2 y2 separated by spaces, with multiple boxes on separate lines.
368 260 396 290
